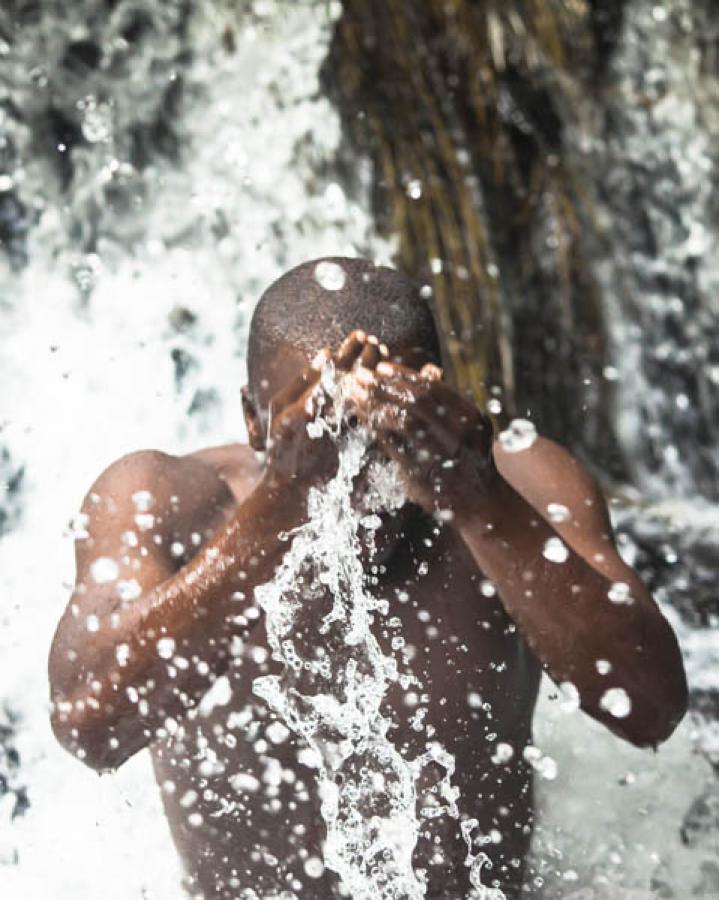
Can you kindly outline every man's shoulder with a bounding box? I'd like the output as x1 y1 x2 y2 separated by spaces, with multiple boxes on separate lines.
85 442 260 513
185 442 261 504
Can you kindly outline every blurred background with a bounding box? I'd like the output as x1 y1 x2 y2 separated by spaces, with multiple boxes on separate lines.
0 1 716 897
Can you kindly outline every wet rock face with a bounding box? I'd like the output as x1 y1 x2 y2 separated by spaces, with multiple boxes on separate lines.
619 510 718 631
584 0 719 501
0 448 24 539
0 0 194 259
0 705 29 826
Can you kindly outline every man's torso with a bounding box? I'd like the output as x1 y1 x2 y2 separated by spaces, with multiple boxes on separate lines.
149 444 540 899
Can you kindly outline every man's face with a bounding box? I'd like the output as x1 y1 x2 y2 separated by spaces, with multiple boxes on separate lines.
247 338 439 447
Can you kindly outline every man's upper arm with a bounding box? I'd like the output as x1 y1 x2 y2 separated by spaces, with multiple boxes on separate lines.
493 436 643 591
51 450 187 680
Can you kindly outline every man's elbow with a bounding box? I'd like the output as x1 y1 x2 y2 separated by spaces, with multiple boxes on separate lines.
50 696 148 773
612 677 688 750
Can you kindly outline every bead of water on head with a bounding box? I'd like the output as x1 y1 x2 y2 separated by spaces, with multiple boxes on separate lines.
543 536 569 563
115 643 130 666
595 659 612 675
314 260 346 291
498 418 537 453
599 687 632 718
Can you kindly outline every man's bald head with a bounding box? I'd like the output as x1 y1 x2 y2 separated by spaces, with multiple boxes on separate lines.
247 257 440 406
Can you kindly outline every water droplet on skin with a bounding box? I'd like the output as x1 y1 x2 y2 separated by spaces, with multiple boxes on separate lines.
115 643 130 666
90 556 119 583
600 687 632 718
543 537 569 563
547 502 571 523
121 530 138 547
314 260 346 291
157 637 176 659
86 614 100 632
134 513 155 531
608 581 634 604
117 579 141 600
498 418 537 452
131 490 153 511
595 659 612 675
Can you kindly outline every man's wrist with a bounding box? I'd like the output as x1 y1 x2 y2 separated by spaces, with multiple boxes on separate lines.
454 470 518 538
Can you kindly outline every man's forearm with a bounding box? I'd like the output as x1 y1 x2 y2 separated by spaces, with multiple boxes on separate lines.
50 475 308 769
457 475 687 746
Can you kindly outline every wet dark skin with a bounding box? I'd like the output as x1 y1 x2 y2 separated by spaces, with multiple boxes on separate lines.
49 331 687 899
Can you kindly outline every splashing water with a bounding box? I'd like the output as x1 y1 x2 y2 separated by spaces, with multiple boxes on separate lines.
252 368 503 900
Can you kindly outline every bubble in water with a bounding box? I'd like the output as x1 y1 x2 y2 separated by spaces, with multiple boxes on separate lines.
157 637 176 659
546 502 571 523
304 856 325 878
543 537 569 563
314 260 346 291
498 419 537 453
91 556 119 583
599 687 632 718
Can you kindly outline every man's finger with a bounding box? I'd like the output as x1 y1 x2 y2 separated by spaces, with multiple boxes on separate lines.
335 330 367 370
270 366 322 417
375 361 425 382
420 363 443 382
357 339 383 371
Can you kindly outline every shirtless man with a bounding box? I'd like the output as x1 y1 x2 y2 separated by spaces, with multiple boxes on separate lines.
49 257 687 899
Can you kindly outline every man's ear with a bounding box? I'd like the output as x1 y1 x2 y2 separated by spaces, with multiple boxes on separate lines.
241 386 266 451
